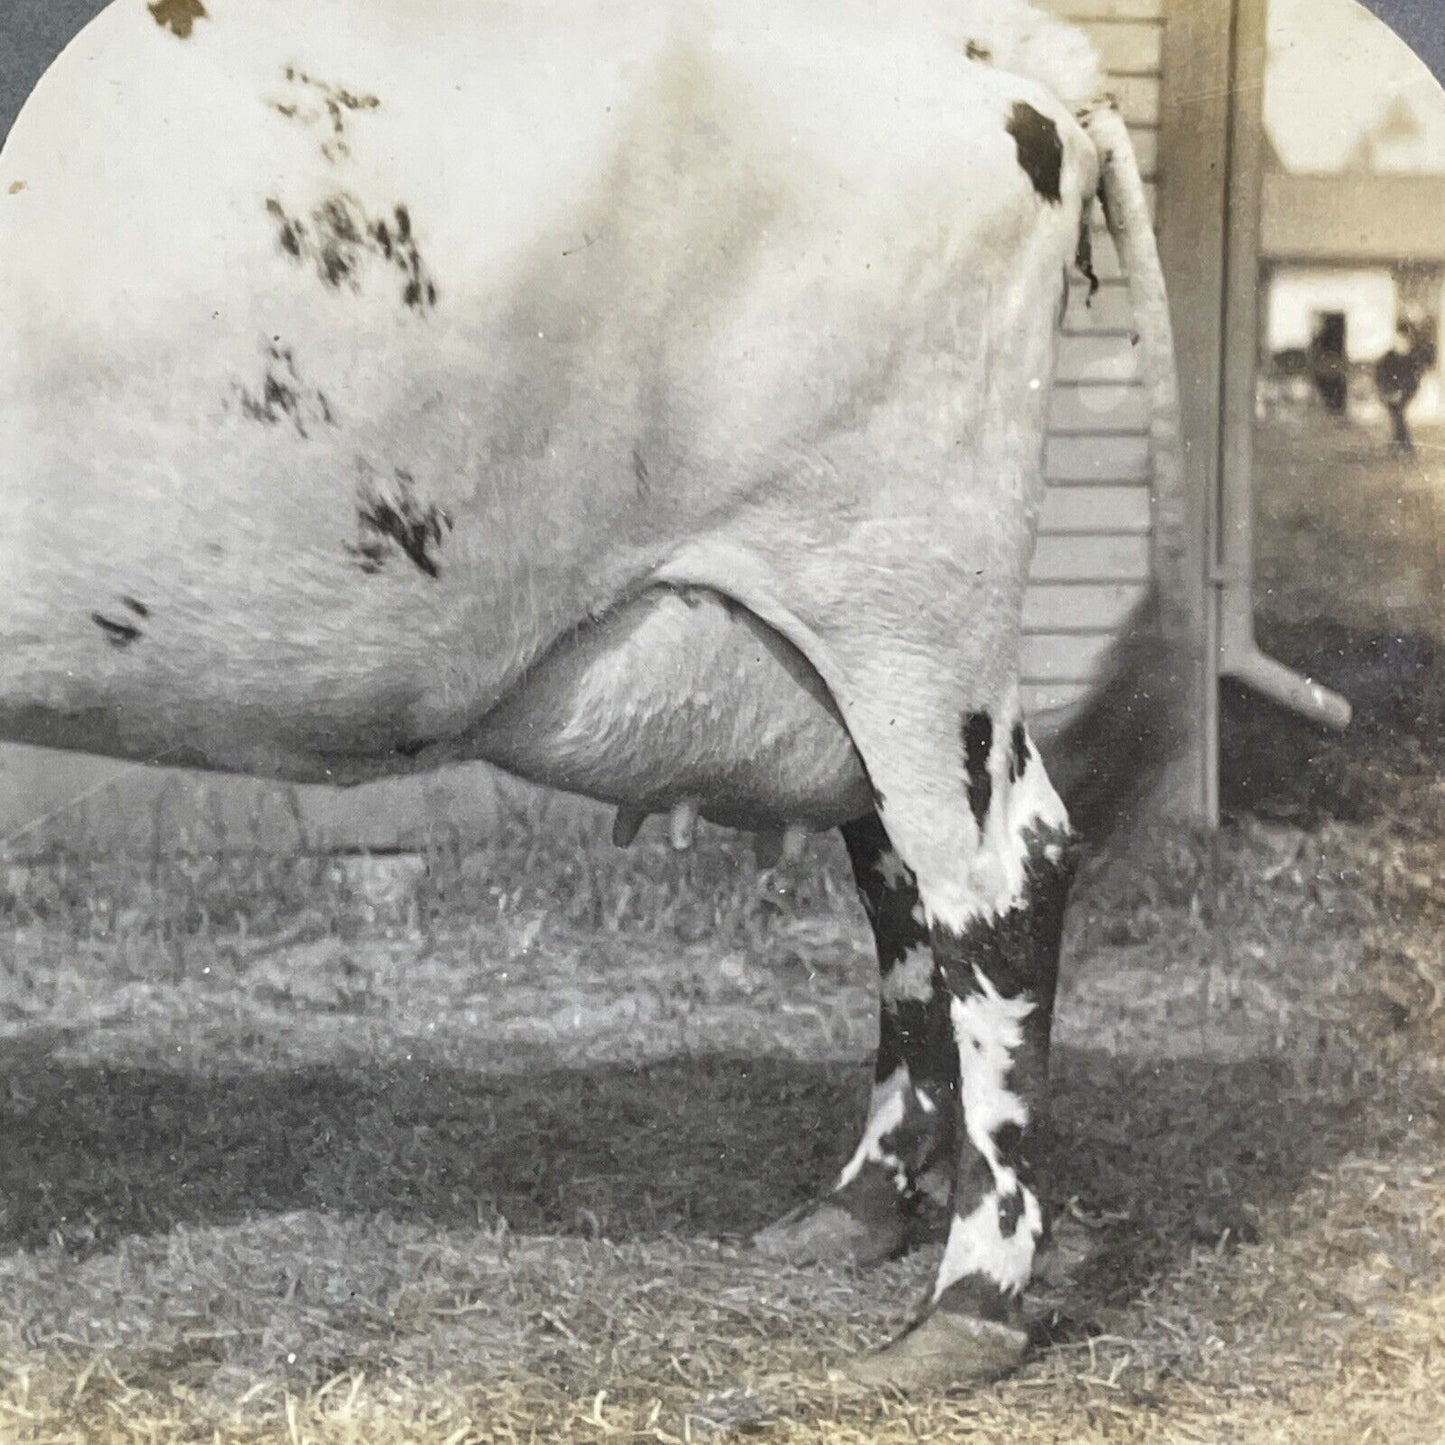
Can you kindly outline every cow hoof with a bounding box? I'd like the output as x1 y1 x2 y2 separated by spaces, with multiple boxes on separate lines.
752 1198 906 1267
844 1311 1029 1392
611 806 648 847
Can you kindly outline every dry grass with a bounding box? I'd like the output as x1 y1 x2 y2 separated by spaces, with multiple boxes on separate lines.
3 414 1445 1441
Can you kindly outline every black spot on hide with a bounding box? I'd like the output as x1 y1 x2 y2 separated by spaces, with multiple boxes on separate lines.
1006 101 1063 205
964 39 993 62
934 824 1078 1006
841 813 927 971
347 466 453 580
91 613 142 648
993 1121 1025 1169
272 66 381 164
121 597 151 619
235 340 337 437
266 196 437 313
997 1186 1025 1239
1008 721 1029 783
962 711 994 832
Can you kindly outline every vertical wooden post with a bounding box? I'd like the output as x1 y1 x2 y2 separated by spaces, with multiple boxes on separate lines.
1214 0 1351 733
1155 0 1237 823
1216 0 1271 676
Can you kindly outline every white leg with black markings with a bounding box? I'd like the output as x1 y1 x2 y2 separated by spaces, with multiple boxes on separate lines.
838 702 1076 1391
754 811 959 1266
838 815 960 1223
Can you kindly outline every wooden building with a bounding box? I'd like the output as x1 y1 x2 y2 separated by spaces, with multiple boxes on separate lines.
0 0 1361 852
1032 0 1350 826
1262 168 1445 417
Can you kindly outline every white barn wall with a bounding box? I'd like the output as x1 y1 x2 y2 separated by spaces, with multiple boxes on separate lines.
1025 0 1164 718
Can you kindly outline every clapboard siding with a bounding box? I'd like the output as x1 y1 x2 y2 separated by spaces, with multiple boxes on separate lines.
1023 581 1149 632
1107 74 1161 126
1031 535 1152 583
1045 434 1152 483
1039 486 1150 534
1086 20 1163 75
1054 334 1141 383
1023 632 1116 680
1048 383 1150 433
1025 0 1164 709
1061 279 1140 335
1022 681 1092 717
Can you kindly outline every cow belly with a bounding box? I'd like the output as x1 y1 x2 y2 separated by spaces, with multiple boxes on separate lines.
469 588 871 832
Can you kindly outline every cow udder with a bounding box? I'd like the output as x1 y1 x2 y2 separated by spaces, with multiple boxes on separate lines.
467 587 872 833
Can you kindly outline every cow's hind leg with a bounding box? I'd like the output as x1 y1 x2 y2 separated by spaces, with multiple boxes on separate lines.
754 812 958 1265
835 699 1076 1391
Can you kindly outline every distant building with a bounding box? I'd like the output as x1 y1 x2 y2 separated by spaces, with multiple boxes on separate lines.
1261 97 1445 420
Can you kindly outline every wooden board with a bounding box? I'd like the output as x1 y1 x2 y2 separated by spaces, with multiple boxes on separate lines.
1048 381 1150 432
1090 20 1165 75
1109 74 1161 127
1030 534 1152 583
1023 581 1149 631
1021 682 1091 722
1054 333 1141 384
1039 486 1150 535
1044 434 1151 484
1062 279 1146 336
1023 631 1116 681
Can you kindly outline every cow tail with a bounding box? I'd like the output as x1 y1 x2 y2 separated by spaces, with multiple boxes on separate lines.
1038 103 1191 847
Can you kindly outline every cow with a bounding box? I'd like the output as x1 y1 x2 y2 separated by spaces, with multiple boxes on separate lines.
0 0 1179 1391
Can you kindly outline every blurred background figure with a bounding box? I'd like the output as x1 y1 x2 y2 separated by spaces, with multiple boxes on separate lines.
1308 313 1350 416
1374 317 1437 451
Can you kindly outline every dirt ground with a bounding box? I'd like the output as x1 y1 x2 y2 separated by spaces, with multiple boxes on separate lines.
2 413 1444 1443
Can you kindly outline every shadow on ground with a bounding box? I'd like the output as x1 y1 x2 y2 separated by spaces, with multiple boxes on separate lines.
1 1047 1381 1310
1221 619 1445 827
